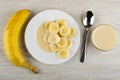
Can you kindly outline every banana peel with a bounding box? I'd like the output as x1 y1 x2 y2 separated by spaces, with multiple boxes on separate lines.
4 9 39 74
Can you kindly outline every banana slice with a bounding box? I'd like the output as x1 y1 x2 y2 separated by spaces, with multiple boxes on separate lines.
67 27 76 38
57 37 68 48
43 32 50 43
48 23 59 33
56 19 67 27
59 26 71 37
45 21 53 32
49 44 59 52
57 49 69 58
48 34 60 44
66 39 73 48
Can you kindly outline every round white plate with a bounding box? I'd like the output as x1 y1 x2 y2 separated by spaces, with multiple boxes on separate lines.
25 10 80 65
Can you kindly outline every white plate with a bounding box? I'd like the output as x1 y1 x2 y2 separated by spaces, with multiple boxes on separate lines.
25 10 80 65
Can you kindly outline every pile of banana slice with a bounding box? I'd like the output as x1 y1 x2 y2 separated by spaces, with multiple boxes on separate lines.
42 19 76 58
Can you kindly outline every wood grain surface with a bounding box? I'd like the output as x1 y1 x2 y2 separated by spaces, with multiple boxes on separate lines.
0 0 120 80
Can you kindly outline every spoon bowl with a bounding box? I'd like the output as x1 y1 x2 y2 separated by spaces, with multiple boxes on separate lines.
82 11 94 27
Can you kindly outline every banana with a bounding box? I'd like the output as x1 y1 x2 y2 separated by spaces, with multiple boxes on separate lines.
48 33 60 44
67 27 76 38
49 44 59 52
59 26 71 37
48 23 59 33
56 19 67 27
57 49 69 58
44 21 53 32
4 9 38 74
57 37 68 48
43 32 50 43
66 39 73 48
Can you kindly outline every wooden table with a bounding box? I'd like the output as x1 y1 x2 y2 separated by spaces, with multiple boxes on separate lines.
0 0 120 80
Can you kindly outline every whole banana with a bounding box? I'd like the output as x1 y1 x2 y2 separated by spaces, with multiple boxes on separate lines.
4 9 38 74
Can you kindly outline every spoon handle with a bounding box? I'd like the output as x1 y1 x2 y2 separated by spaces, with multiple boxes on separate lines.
80 28 89 63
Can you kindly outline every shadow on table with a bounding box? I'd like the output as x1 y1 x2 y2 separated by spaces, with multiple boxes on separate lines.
19 11 35 59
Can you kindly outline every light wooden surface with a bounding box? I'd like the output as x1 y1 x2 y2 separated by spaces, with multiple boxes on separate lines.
0 0 120 80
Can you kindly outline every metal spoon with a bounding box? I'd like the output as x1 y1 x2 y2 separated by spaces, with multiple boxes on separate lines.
80 11 94 63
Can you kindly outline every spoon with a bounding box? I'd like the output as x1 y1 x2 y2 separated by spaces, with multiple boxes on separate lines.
80 11 94 63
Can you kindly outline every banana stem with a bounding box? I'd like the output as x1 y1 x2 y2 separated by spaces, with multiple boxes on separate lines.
24 63 39 74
